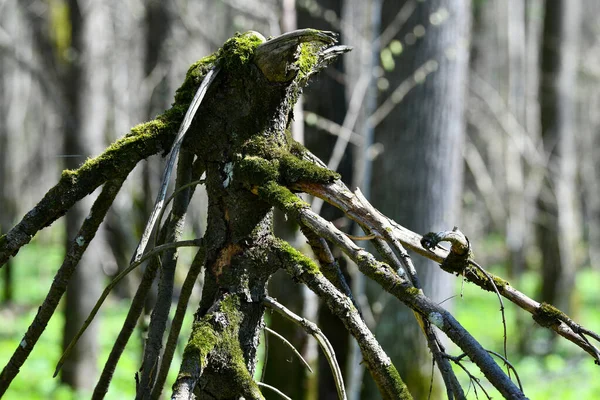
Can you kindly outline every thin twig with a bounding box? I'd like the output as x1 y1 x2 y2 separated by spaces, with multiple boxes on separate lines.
54 239 202 377
446 354 492 400
264 327 313 373
0 179 124 396
263 296 347 400
469 259 509 375
256 382 292 400
149 244 205 400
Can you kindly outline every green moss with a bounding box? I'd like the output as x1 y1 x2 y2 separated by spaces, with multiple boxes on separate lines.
297 42 320 80
235 156 280 185
183 320 219 370
237 136 338 189
274 238 321 275
220 31 265 72
286 132 308 157
173 54 219 105
405 287 421 297
534 302 567 328
278 151 339 184
492 275 509 288
256 181 308 218
219 295 243 326
373 363 411 400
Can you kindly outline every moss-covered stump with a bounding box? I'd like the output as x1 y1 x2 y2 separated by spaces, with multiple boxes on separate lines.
169 30 347 398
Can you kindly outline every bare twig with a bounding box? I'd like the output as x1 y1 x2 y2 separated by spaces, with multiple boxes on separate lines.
446 353 492 400
264 327 313 373
54 239 202 377
150 244 205 400
263 296 347 400
256 382 292 400
294 178 600 364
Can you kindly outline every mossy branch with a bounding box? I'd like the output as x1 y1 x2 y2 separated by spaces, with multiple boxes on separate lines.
295 178 600 365
0 54 218 267
269 239 411 400
257 179 526 399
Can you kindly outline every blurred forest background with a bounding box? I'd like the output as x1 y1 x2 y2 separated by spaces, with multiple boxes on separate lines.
1 0 600 399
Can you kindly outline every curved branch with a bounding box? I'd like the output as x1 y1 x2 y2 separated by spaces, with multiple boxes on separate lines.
264 327 313 373
263 184 525 399
270 238 412 400
295 179 600 364
263 298 343 397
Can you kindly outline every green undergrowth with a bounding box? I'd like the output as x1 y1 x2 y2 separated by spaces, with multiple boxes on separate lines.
451 264 600 399
2 236 600 399
0 239 196 399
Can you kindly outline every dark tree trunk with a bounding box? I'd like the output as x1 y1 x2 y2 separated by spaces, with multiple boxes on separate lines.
367 0 470 398
138 0 173 369
538 0 581 314
262 4 350 399
61 0 102 389
0 58 14 304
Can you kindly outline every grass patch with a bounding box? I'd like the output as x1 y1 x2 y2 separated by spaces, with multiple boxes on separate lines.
0 239 195 399
451 267 600 399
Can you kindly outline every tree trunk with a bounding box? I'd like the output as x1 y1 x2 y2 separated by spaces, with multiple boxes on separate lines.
165 32 346 398
368 0 470 397
538 0 581 314
342 0 383 398
60 0 103 389
505 0 528 278
0 56 14 304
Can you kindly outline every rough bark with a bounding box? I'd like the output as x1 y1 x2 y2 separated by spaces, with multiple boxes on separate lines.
369 0 470 398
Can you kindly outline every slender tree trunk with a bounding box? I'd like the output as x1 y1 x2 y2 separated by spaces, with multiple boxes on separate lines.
0 58 14 304
538 0 582 314
342 0 382 398
138 0 173 368
61 0 103 389
368 0 470 397
505 0 528 278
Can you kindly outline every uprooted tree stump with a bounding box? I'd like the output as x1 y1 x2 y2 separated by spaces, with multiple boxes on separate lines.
1 29 599 400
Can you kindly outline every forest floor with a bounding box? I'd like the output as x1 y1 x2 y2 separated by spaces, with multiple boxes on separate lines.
1 234 599 399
